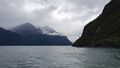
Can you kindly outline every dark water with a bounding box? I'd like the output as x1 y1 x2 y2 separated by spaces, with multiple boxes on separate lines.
0 46 120 68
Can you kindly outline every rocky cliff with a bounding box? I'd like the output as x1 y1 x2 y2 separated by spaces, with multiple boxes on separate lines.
73 0 120 47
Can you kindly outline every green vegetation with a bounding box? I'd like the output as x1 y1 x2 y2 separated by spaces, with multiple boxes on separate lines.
73 0 120 47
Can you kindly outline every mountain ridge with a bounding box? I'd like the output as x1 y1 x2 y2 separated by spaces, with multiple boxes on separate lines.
9 23 72 45
10 23 43 37
73 0 120 47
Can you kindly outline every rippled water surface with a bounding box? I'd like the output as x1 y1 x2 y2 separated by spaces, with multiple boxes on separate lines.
0 46 120 68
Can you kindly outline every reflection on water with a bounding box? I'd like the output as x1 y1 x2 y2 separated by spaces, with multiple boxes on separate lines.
0 46 120 68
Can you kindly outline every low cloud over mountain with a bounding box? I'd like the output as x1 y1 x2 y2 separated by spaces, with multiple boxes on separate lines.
0 0 110 42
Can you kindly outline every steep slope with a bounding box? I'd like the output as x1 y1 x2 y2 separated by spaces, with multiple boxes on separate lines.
0 27 24 45
73 0 120 47
10 23 72 45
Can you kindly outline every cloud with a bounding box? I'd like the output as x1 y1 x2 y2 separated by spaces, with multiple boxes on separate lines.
0 0 110 41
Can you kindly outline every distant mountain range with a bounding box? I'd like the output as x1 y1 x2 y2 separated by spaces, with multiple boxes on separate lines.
0 23 72 45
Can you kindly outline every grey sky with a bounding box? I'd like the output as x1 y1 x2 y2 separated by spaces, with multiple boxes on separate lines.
0 0 110 42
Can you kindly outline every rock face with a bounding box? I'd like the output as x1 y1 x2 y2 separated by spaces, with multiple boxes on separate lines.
10 23 72 45
73 0 120 47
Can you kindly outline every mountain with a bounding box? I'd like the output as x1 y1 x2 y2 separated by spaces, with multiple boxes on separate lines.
73 0 120 47
10 23 43 37
10 23 72 45
0 27 24 45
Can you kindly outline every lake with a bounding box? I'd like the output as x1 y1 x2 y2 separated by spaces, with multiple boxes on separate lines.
0 46 120 68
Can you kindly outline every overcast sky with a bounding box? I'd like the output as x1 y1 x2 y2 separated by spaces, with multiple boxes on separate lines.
0 0 110 42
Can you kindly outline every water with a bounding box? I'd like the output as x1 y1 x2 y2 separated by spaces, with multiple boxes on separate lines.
0 46 120 68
